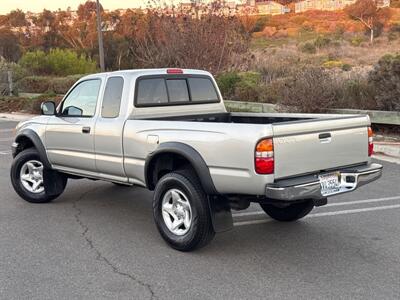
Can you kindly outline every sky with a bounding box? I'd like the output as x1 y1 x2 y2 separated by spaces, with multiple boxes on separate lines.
1 0 163 14
1 0 244 14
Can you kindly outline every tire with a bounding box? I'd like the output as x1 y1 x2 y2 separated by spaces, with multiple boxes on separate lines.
153 170 215 251
10 148 67 203
259 200 314 222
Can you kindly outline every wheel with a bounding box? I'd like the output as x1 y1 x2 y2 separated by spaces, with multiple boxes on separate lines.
153 170 215 251
10 148 67 203
259 200 314 222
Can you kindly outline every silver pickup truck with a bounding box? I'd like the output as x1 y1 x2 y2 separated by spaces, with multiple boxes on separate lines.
10 68 382 251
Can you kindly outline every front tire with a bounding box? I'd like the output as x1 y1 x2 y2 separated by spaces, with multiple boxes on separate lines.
10 148 67 203
153 170 215 251
260 200 314 222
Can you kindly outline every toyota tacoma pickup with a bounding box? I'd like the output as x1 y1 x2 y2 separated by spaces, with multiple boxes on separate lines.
10 68 382 251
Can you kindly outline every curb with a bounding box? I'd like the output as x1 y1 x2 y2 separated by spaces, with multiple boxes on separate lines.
0 113 36 122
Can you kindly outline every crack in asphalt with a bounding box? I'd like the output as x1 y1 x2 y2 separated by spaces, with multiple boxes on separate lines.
72 188 157 300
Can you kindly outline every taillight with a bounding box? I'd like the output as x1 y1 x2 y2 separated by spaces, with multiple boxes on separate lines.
167 68 183 74
255 138 274 174
368 127 374 156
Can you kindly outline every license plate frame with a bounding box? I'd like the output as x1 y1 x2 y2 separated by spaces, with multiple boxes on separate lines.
319 172 341 196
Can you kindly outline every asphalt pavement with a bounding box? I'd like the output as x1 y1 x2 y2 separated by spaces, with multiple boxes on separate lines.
0 119 399 300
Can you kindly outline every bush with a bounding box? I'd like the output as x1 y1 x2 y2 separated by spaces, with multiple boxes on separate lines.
279 66 337 113
322 60 344 69
253 16 269 33
338 79 376 110
17 76 51 93
234 72 263 101
314 36 331 48
216 72 241 99
388 32 398 41
368 54 400 111
341 63 352 71
19 49 97 76
299 42 317 54
17 75 83 94
350 36 365 46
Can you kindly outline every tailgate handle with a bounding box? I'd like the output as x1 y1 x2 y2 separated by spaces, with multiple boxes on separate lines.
319 133 331 139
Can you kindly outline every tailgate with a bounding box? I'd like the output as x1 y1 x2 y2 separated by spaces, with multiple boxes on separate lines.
272 115 370 179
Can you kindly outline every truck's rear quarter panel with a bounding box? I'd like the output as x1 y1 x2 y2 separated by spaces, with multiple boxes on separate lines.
122 120 274 194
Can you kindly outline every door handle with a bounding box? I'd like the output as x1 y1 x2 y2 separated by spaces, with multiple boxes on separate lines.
319 133 331 139
82 126 91 134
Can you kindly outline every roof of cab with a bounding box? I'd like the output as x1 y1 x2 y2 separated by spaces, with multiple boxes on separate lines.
80 68 212 81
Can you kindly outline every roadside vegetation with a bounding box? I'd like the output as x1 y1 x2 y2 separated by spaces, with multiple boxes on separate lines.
0 0 399 113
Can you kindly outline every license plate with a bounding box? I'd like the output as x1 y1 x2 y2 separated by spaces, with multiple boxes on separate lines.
319 172 341 196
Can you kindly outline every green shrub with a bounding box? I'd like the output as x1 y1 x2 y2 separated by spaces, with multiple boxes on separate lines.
216 72 241 99
299 42 316 54
19 49 97 76
368 54 400 111
322 60 344 69
314 36 331 48
350 36 365 46
341 63 352 71
234 72 263 101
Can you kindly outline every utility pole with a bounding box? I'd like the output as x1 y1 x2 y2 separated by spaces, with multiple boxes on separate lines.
96 0 105 72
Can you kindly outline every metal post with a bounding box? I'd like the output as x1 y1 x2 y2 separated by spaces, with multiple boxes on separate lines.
96 0 105 72
7 71 13 96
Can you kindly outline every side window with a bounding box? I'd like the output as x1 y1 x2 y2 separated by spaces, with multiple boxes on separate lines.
188 78 219 102
101 77 124 118
166 79 189 103
61 79 101 117
136 78 168 105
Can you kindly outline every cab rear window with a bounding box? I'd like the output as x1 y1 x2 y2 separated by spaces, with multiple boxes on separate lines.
135 75 220 107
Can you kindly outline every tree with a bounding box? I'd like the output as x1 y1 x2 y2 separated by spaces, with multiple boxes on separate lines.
0 29 21 62
7 9 27 27
369 54 400 111
78 1 103 20
345 0 391 44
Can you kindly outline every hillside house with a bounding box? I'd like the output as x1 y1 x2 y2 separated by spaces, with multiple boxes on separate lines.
295 0 390 13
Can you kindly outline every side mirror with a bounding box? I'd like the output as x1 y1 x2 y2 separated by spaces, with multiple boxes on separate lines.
41 101 56 116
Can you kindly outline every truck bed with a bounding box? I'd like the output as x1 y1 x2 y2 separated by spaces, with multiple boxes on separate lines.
128 111 370 182
146 112 312 124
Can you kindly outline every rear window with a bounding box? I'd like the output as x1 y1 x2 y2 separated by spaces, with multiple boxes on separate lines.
136 78 168 105
188 78 219 102
135 75 220 107
166 79 189 102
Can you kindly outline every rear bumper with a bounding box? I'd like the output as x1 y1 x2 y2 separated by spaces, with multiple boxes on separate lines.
265 163 382 201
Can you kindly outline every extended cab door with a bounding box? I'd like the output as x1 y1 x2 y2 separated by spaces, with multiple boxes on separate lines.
94 76 127 181
45 79 102 173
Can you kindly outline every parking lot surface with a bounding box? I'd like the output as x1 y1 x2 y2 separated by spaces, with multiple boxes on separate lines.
0 119 399 299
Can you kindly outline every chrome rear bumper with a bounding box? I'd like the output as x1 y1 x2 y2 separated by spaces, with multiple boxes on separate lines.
265 163 382 201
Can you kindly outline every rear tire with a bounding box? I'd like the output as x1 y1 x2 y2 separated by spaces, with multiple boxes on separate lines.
260 200 314 222
153 170 215 251
10 148 67 203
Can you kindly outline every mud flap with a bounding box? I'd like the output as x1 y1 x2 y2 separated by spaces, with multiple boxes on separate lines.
208 196 233 233
43 169 67 196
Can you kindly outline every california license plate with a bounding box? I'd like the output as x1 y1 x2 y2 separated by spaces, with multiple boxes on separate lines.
319 172 341 196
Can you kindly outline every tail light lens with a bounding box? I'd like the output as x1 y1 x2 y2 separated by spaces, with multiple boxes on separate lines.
255 138 274 174
368 127 374 156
